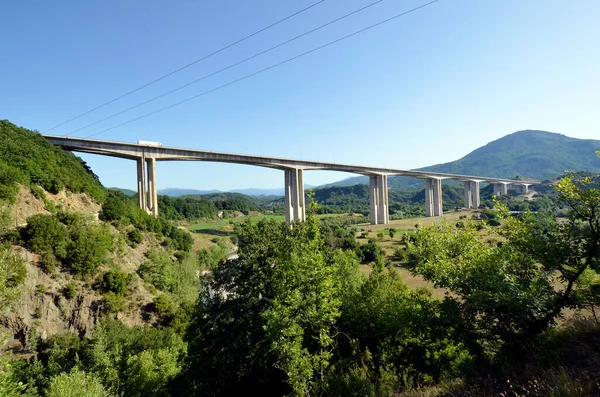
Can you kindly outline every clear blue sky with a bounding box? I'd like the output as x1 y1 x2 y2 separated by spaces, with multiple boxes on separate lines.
2 0 599 191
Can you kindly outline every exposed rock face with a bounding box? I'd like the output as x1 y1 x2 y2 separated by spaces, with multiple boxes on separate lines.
2 257 102 346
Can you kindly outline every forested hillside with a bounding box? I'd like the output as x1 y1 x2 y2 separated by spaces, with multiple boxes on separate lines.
0 120 105 203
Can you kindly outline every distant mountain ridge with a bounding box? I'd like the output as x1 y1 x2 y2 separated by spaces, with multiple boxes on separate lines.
158 186 315 197
324 130 600 189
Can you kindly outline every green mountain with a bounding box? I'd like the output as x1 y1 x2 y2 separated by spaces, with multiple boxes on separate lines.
325 130 600 188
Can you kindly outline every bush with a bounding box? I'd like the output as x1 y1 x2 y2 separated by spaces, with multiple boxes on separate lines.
63 282 77 300
137 250 175 292
153 294 175 320
128 228 143 246
21 214 69 259
100 270 130 295
39 251 60 274
359 242 382 263
103 292 126 313
47 368 110 397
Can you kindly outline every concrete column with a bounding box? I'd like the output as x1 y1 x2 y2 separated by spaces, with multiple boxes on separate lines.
376 175 389 225
464 181 472 209
424 179 434 217
136 157 147 212
522 184 529 194
432 178 443 216
292 169 305 222
146 157 158 217
501 182 508 195
284 170 293 224
284 168 305 224
369 175 379 225
493 183 501 196
470 181 480 208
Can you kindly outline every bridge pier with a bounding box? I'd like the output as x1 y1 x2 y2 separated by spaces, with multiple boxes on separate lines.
463 181 480 209
146 157 158 217
284 168 305 224
136 156 158 216
424 178 443 217
515 184 529 194
369 175 389 225
136 157 147 212
493 182 509 196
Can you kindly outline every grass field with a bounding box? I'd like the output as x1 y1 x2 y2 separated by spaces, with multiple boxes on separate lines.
188 214 286 232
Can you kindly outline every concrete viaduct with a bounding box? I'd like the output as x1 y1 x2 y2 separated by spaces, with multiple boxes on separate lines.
43 136 537 225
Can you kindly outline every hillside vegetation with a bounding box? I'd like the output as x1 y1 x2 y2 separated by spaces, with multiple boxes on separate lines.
0 120 105 203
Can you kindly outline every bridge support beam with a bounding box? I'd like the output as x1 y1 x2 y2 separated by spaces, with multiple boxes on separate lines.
146 157 158 217
137 157 147 212
369 175 389 225
284 168 305 224
463 181 480 209
471 181 480 208
515 184 529 194
425 178 443 217
493 182 509 196
464 182 472 209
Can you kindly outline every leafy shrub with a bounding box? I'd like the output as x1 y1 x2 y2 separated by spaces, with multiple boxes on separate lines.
103 292 126 313
39 251 60 274
359 242 382 263
100 270 130 295
21 214 69 259
128 228 143 246
137 250 175 292
153 294 175 320
63 282 77 300
47 368 110 397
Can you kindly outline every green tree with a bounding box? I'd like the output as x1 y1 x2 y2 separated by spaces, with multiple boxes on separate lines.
406 170 600 356
46 368 111 397
181 216 342 396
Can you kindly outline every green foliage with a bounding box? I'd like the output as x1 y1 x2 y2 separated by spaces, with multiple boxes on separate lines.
181 219 342 396
100 270 130 295
197 243 228 269
338 263 471 388
100 191 193 252
157 195 217 221
21 213 114 277
21 214 69 260
127 228 143 246
0 120 106 203
0 246 26 314
406 171 600 357
359 241 382 263
88 320 186 397
137 250 176 292
66 221 113 277
103 293 126 314
46 368 111 397
0 357 27 397
153 294 175 320
63 282 77 300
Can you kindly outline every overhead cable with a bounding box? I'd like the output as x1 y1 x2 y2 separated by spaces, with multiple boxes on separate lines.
44 0 327 133
85 0 440 139
67 0 388 136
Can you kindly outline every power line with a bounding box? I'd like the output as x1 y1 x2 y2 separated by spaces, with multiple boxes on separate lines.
66 0 388 136
44 0 327 133
85 0 440 139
